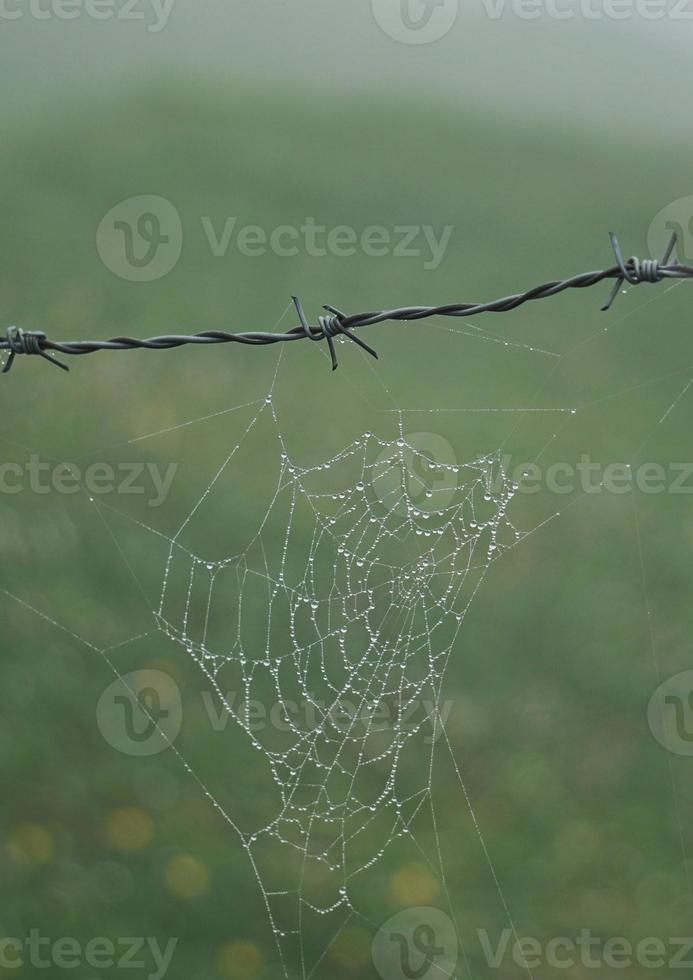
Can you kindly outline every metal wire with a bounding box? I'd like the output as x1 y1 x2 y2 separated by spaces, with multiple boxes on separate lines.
2 232 689 375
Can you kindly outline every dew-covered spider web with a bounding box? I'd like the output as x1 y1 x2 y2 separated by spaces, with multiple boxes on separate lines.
154 394 522 968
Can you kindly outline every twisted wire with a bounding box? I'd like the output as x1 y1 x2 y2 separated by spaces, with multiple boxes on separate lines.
2 232 689 375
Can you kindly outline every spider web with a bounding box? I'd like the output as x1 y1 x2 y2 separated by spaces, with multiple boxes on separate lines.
154 392 522 967
90 318 571 978
86 299 578 980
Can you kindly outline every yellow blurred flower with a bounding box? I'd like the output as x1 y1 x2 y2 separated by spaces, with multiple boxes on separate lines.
163 853 210 898
389 863 440 905
7 823 54 864
105 807 155 851
217 940 265 979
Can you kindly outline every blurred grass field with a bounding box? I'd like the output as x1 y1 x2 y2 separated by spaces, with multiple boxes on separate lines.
1 78 693 979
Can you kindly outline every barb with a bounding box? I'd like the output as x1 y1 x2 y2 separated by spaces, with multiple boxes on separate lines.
2 326 69 374
2 232 689 375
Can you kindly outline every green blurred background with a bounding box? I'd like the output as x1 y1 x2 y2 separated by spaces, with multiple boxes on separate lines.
1 3 693 978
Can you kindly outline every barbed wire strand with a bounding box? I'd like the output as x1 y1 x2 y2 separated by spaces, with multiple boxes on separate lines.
2 232 687 375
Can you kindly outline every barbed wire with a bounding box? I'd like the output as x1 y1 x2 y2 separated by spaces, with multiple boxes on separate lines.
2 232 689 375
